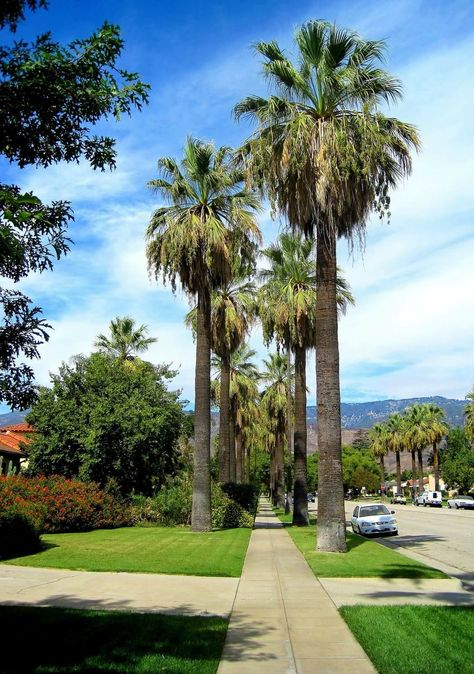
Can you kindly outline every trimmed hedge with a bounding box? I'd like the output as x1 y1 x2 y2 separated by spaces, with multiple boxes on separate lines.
0 476 131 533
0 512 41 559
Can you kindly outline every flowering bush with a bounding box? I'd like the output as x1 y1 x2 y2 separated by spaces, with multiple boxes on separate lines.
0 476 131 533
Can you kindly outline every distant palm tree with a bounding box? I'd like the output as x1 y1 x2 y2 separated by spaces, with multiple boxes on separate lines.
421 403 448 491
95 316 157 360
386 413 406 494
210 278 256 482
464 390 474 441
146 137 261 531
369 423 389 496
235 20 419 552
261 352 290 508
259 233 354 525
404 405 428 495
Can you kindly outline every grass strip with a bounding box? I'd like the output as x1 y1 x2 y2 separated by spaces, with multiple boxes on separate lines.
3 526 251 577
340 605 474 674
274 508 446 578
0 605 227 674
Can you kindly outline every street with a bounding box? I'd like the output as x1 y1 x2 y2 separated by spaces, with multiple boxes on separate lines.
343 500 474 581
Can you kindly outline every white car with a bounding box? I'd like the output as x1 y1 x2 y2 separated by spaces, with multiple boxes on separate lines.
415 491 442 507
351 503 398 536
447 495 474 510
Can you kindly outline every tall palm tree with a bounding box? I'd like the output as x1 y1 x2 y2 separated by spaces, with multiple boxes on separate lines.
464 389 474 441
259 232 354 525
95 316 157 360
210 278 256 482
146 138 261 531
369 422 389 496
261 352 290 508
421 403 448 491
235 20 419 551
386 413 406 494
404 405 428 495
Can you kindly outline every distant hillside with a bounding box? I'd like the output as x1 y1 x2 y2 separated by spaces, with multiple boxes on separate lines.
0 410 28 427
306 396 466 429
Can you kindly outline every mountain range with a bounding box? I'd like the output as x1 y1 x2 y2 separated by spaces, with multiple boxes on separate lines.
1 396 467 431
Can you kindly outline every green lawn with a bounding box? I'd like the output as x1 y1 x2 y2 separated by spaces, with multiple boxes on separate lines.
274 509 446 578
3 526 251 577
0 605 226 674
341 605 474 674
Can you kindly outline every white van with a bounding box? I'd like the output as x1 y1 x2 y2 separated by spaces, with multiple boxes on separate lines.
415 491 442 508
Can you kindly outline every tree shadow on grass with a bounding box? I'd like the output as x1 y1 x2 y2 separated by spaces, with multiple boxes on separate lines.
0 603 228 674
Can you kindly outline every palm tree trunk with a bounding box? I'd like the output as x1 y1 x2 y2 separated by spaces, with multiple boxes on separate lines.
411 450 417 498
293 344 308 525
229 403 236 482
191 287 212 531
380 455 385 496
417 448 424 494
433 441 439 491
218 356 231 482
235 428 243 484
396 451 401 493
315 227 346 552
275 431 285 509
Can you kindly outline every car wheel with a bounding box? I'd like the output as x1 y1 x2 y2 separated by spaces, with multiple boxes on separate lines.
448 503 452 508
455 503 459 509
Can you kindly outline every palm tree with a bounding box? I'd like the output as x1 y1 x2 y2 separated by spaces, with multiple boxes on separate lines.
421 403 448 491
261 352 290 508
259 232 354 525
404 405 428 496
369 422 389 496
146 138 261 531
386 413 406 494
464 389 474 441
95 316 157 360
210 278 256 482
235 20 419 552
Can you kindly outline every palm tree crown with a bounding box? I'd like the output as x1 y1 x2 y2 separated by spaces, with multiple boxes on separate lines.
95 316 157 361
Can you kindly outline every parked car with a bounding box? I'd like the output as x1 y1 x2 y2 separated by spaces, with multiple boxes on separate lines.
447 495 474 509
390 493 407 505
415 491 442 507
351 503 398 536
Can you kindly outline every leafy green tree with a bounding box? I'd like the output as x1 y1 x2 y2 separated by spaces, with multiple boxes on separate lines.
440 429 474 494
0 1 149 409
146 138 261 531
342 445 380 493
95 316 157 361
235 20 419 552
26 353 185 495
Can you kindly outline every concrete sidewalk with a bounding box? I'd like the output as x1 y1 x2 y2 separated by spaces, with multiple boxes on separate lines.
217 500 376 674
0 564 237 617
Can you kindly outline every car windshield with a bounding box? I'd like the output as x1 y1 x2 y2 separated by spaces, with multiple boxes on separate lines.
360 505 390 517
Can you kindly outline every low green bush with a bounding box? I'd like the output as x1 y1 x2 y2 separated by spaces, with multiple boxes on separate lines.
221 483 259 514
131 478 254 529
0 512 41 559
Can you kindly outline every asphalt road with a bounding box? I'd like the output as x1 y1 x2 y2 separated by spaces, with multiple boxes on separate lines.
343 500 474 580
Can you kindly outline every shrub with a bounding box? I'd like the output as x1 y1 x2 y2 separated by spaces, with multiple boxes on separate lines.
153 476 193 526
0 476 131 533
221 483 259 514
211 483 253 529
0 512 41 559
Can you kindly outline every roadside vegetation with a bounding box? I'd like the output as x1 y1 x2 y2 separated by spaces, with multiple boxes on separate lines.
0 606 227 674
341 605 474 674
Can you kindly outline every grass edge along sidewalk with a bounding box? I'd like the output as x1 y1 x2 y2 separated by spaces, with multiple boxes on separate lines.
340 605 474 674
2 526 251 577
274 508 446 578
0 605 227 674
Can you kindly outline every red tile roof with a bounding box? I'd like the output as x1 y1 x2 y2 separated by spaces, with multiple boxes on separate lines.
0 423 34 457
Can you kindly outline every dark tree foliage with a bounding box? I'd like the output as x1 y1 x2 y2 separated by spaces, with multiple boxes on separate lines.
440 428 474 494
26 353 185 496
0 1 149 409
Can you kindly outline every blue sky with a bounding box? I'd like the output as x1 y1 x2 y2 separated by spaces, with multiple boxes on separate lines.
3 0 474 412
